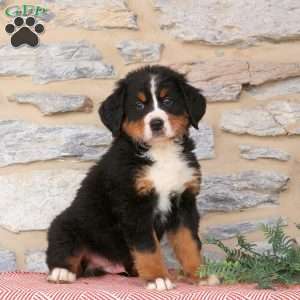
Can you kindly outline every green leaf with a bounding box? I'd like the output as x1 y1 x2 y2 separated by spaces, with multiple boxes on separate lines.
199 221 300 288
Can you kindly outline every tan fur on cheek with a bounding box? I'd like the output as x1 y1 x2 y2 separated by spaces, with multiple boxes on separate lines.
168 114 189 137
168 227 202 280
122 119 145 141
132 233 169 280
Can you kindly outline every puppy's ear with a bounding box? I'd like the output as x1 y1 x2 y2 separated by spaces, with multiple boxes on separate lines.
180 81 206 129
99 81 126 137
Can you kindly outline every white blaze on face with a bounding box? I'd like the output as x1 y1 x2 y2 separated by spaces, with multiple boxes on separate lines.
144 76 174 142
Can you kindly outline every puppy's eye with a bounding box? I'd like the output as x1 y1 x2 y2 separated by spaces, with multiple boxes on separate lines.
136 101 145 110
162 98 173 106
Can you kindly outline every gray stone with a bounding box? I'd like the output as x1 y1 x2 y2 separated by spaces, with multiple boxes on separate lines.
173 60 248 102
173 60 300 102
266 100 300 133
0 120 112 167
8 93 93 115
154 0 300 46
25 250 48 272
197 171 289 215
240 145 291 161
0 169 86 232
42 0 137 30
0 250 16 271
0 41 115 84
204 217 287 240
248 77 300 101
190 123 215 160
221 108 286 136
221 100 300 136
161 237 180 269
117 40 163 64
248 61 300 86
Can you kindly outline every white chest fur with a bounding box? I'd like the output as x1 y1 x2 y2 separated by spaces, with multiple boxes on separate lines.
145 141 195 214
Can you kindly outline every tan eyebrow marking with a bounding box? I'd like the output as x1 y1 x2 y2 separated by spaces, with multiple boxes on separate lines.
137 92 146 102
159 88 168 98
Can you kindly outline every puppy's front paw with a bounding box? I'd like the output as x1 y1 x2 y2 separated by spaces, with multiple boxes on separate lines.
198 274 220 286
47 268 76 283
146 278 175 291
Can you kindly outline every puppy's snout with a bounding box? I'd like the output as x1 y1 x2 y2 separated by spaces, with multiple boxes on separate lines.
150 118 164 132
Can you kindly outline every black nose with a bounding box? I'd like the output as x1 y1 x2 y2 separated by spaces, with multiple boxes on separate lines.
150 118 164 131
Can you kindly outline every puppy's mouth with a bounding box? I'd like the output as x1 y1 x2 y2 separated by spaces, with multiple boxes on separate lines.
151 130 169 141
152 128 165 137
151 128 167 139
146 129 174 144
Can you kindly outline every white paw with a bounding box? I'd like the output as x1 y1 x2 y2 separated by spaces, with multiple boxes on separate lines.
47 268 76 283
146 278 175 291
198 274 220 286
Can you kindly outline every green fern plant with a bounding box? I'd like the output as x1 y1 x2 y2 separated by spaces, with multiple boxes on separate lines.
198 220 300 288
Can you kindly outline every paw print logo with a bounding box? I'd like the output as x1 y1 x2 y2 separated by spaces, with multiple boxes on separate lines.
5 16 45 48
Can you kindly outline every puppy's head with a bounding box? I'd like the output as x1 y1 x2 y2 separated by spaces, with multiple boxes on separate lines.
99 66 206 144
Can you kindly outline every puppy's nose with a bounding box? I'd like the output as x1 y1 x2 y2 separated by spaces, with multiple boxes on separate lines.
150 118 164 131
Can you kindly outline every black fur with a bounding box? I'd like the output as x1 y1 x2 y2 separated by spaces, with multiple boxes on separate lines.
99 82 126 137
180 83 206 129
46 65 206 279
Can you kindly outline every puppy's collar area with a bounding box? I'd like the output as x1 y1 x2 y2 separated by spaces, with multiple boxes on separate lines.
135 135 191 163
173 136 185 146
135 143 151 159
119 132 151 157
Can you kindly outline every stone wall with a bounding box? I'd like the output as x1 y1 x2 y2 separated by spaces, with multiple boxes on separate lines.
0 0 299 271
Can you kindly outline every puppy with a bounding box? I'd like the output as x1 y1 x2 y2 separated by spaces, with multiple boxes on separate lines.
46 65 206 291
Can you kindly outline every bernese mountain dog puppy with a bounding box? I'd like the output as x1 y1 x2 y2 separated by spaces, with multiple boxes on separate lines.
46 65 206 291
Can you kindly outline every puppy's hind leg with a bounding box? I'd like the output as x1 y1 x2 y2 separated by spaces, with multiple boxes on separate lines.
46 214 84 284
121 256 138 277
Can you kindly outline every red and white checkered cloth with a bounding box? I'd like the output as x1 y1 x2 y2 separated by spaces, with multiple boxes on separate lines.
0 272 300 300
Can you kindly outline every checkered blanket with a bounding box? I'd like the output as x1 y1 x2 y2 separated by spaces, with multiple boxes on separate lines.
1 272 300 299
